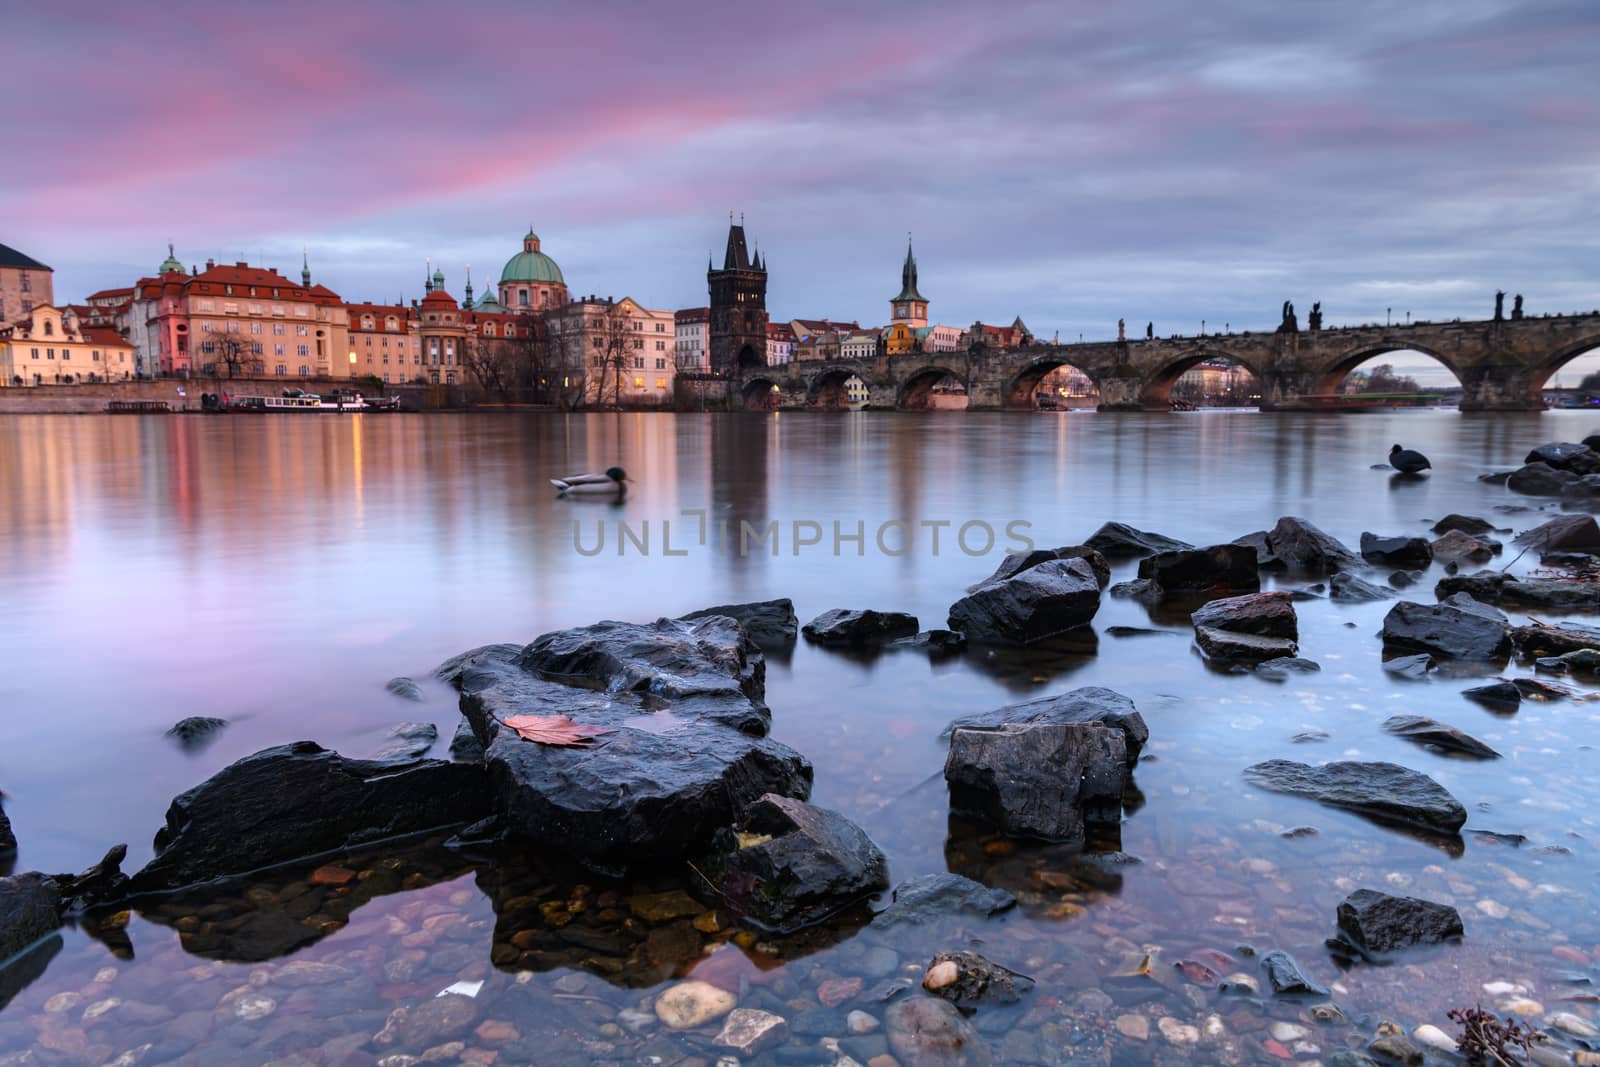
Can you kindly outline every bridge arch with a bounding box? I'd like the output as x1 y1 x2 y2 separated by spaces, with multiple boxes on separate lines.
1312 341 1464 398
806 367 866 410
1527 334 1600 401
1142 350 1267 409
896 365 969 411
737 344 765 371
741 377 781 411
1004 356 1102 410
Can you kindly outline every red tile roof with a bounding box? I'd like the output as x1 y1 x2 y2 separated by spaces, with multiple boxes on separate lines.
84 327 132 349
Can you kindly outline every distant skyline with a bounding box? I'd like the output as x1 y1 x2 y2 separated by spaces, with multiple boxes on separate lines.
7 1 1598 385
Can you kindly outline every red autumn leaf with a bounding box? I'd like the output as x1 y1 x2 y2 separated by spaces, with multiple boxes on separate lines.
501 714 614 747
1174 959 1221 984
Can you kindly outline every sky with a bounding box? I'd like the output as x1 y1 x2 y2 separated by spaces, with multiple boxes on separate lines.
8 0 1599 384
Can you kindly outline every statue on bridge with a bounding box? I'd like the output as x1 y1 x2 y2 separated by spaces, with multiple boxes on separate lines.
1118 318 1126 341
1146 321 1153 340
1495 290 1505 321
1308 302 1323 331
1512 294 1524 320
1278 300 1299 334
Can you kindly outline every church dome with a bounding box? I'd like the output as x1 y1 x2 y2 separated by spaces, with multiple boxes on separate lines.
499 228 565 285
159 243 184 275
474 290 508 314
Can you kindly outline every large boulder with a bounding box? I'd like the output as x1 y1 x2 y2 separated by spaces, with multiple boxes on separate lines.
1191 591 1298 661
129 744 490 894
444 617 813 870
0 872 61 964
1525 442 1600 474
1429 530 1496 564
693 794 887 934
1507 462 1577 496
802 608 919 647
945 687 1148 765
1435 572 1599 612
1562 474 1600 506
945 722 1127 844
1381 597 1510 661
680 598 799 651
1264 517 1357 572
1334 889 1463 957
1512 620 1600 657
1514 514 1600 553
1360 534 1432 568
1136 544 1259 596
1243 760 1467 835
968 545 1111 591
1084 522 1192 559
946 557 1101 644
1382 715 1500 759
873 874 1017 929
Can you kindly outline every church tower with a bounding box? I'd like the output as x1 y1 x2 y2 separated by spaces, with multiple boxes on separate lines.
708 216 768 374
889 238 928 329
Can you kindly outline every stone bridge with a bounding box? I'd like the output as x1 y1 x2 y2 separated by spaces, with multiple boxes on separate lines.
735 312 1600 412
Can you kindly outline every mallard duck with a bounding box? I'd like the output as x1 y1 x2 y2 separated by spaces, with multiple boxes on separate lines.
551 467 628 494
1389 444 1431 474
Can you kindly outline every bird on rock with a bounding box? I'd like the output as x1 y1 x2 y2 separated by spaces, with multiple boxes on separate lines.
1389 444 1431 474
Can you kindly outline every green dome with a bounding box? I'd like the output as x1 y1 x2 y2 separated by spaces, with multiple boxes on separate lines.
475 290 508 313
159 243 183 274
499 249 565 285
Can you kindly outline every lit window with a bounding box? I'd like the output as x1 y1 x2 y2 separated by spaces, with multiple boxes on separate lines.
633 376 644 387
655 377 666 388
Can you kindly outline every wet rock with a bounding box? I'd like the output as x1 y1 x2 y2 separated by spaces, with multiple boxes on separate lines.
1389 570 1423 589
885 996 989 1066
654 980 736 1029
969 546 1110 591
1136 544 1259 596
946 557 1102 645
1243 760 1467 835
946 686 1148 765
0 804 12 856
0 872 62 963
1507 462 1578 496
1515 514 1600 552
1259 949 1329 997
204 909 320 962
1333 889 1464 957
1436 572 1599 611
1085 522 1192 559
1512 620 1600 657
1366 1034 1421 1064
1383 653 1433 679
1361 534 1432 568
1548 1012 1600 1039
1462 681 1522 711
129 743 489 894
372 722 438 761
1192 591 1298 662
1264 516 1358 572
1331 573 1394 603
945 722 1126 844
693 793 888 934
1382 715 1500 759
1381 597 1511 661
1525 442 1600 473
1540 648 1600 676
873 874 1016 928
1431 530 1497 564
385 677 424 702
373 994 478 1050
448 720 483 761
923 951 1033 1007
1433 514 1499 537
1412 1024 1456 1052
166 717 228 750
1233 530 1278 567
889 629 968 657
802 608 919 648
713 1008 789 1055
1256 657 1322 680
444 619 812 869
680 598 799 652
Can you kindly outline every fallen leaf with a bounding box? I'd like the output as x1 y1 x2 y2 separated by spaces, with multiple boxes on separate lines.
501 714 614 747
1174 959 1220 984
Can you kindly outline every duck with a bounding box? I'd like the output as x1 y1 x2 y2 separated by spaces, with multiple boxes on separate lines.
1389 444 1431 474
551 466 628 495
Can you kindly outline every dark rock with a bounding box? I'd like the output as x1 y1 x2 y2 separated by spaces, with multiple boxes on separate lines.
1561 474 1600 505
1105 625 1176 638
1525 442 1600 474
1432 514 1500 536
166 717 228 749
445 618 812 870
1233 530 1280 567
1479 470 1513 485
1335 1051 1388 1067
1291 729 1331 743
923 951 1034 1007
1256 657 1322 681
1462 681 1521 712
1513 677 1571 701
448 719 484 761
0 872 61 964
1544 649 1600 676
1512 620 1600 658
1367 1035 1422 1065
1436 572 1599 611
1541 550 1600 569
889 629 968 657
946 557 1101 645
1084 522 1192 559
52 844 128 912
1108 578 1157 600
371 722 437 761
1382 653 1433 679
1264 516 1358 572
1430 530 1496 564
968 546 1110 592
680 598 799 652
1259 949 1329 997
373 993 478 1052
1388 570 1422 589
1136 544 1259 595
694 793 888 934
885 996 989 1067
1334 888 1464 957
945 687 1149 765
802 608 920 647
1360 533 1432 567
0 803 12 856
1331 573 1394 603
128 743 490 894
1382 715 1500 759
1191 591 1298 661
384 677 423 702
209 909 321 962
1243 760 1467 834
1515 514 1600 552
1381 597 1510 661
945 722 1126 844
873 874 1017 928
1507 462 1578 496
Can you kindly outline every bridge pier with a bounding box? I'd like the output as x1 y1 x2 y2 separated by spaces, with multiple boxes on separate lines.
1457 362 1546 411
1095 376 1149 411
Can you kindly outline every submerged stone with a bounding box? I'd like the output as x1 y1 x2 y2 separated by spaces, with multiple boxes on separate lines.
1382 715 1500 759
1243 760 1467 835
802 608 919 648
873 874 1017 928
945 722 1126 844
1259 949 1329 997
1334 889 1464 957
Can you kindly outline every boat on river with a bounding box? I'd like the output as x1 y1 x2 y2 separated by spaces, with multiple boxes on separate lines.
225 389 395 413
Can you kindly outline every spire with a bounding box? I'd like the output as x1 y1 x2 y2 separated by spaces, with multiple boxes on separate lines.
424 258 432 293
892 234 926 302
463 264 474 309
722 218 751 271
301 246 311 287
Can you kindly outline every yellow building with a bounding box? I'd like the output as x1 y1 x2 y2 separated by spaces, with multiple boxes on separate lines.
1 304 135 386
546 295 675 408
883 322 917 356
0 243 53 327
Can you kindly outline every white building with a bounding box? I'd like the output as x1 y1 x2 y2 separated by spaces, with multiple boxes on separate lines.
674 307 709 372
840 329 879 360
765 322 796 365
548 295 676 407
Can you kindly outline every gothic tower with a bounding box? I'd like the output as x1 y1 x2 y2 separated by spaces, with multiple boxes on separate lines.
708 217 768 374
889 238 928 329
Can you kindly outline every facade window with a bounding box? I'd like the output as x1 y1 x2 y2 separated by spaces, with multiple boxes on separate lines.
93 350 101 362
273 323 285 335
19 273 30 292
296 325 309 336
297 344 309 357
299 364 309 376
633 376 644 387
519 289 529 307
632 339 643 350
250 322 262 334
656 378 667 388
30 348 38 359
275 364 287 376
655 341 665 351
274 344 285 357
655 358 666 370
43 320 53 336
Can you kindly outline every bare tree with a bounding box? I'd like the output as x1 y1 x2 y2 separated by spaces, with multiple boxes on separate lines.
592 303 633 409
202 330 261 378
463 334 516 402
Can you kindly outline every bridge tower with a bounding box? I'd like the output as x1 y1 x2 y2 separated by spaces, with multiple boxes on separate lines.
889 238 928 329
708 218 768 375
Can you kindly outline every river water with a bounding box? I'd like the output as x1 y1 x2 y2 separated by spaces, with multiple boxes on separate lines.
1 411 1598 1065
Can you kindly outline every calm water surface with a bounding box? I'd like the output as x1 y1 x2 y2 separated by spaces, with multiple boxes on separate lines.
2 411 1598 1065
